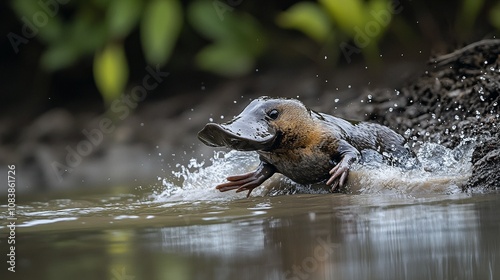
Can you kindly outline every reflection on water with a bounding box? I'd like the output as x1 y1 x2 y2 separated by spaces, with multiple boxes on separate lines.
2 191 500 280
0 140 495 280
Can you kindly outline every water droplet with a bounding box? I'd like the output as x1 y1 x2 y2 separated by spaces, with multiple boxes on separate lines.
334 99 340 103
220 115 224 119
209 117 213 122
324 55 328 59
140 123 144 126
255 68 259 72
348 85 352 89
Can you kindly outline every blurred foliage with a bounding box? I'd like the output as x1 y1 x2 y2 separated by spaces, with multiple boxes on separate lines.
187 0 265 76
8 0 500 106
276 2 332 43
278 0 393 65
141 0 182 65
93 43 129 105
490 1 500 30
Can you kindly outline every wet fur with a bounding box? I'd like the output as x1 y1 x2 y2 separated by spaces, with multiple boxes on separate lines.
256 99 411 184
198 97 414 194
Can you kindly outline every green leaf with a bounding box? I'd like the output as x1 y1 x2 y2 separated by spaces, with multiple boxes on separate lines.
366 0 392 40
11 0 64 43
319 0 366 35
93 43 129 105
276 2 332 43
188 0 265 76
196 43 253 77
187 0 232 41
107 0 143 38
40 12 108 71
141 0 183 65
41 42 78 70
69 12 108 53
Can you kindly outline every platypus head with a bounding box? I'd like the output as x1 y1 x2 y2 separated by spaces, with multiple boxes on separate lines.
198 96 314 151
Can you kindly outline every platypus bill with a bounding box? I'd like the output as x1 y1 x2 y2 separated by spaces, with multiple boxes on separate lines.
198 96 413 197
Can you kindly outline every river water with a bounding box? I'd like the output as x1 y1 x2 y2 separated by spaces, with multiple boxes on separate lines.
1 142 499 280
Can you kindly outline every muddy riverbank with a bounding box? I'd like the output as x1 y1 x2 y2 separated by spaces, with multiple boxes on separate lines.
362 39 500 191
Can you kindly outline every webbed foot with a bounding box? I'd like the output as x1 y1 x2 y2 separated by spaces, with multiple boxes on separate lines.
216 162 275 198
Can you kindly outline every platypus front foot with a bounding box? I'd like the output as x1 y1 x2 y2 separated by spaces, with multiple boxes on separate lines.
326 153 357 192
215 162 275 198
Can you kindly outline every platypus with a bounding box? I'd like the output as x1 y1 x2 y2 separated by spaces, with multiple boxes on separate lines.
198 96 414 197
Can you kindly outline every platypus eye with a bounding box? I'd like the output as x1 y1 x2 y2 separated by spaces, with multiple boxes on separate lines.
266 109 279 120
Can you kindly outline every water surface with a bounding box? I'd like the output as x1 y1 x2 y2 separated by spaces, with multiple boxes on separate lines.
2 142 499 280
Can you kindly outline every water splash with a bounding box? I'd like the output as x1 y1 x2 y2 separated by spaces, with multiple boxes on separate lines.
351 139 475 194
154 139 476 201
153 151 261 202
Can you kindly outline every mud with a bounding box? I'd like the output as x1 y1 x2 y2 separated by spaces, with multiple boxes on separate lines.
362 39 500 190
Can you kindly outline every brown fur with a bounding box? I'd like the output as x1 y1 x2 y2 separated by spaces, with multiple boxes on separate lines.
198 96 413 196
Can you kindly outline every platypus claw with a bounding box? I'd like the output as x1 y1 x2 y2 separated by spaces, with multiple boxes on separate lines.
215 162 276 198
327 165 349 192
326 153 356 192
215 172 261 198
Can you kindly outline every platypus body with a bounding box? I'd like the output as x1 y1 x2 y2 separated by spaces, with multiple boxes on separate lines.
198 96 414 197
